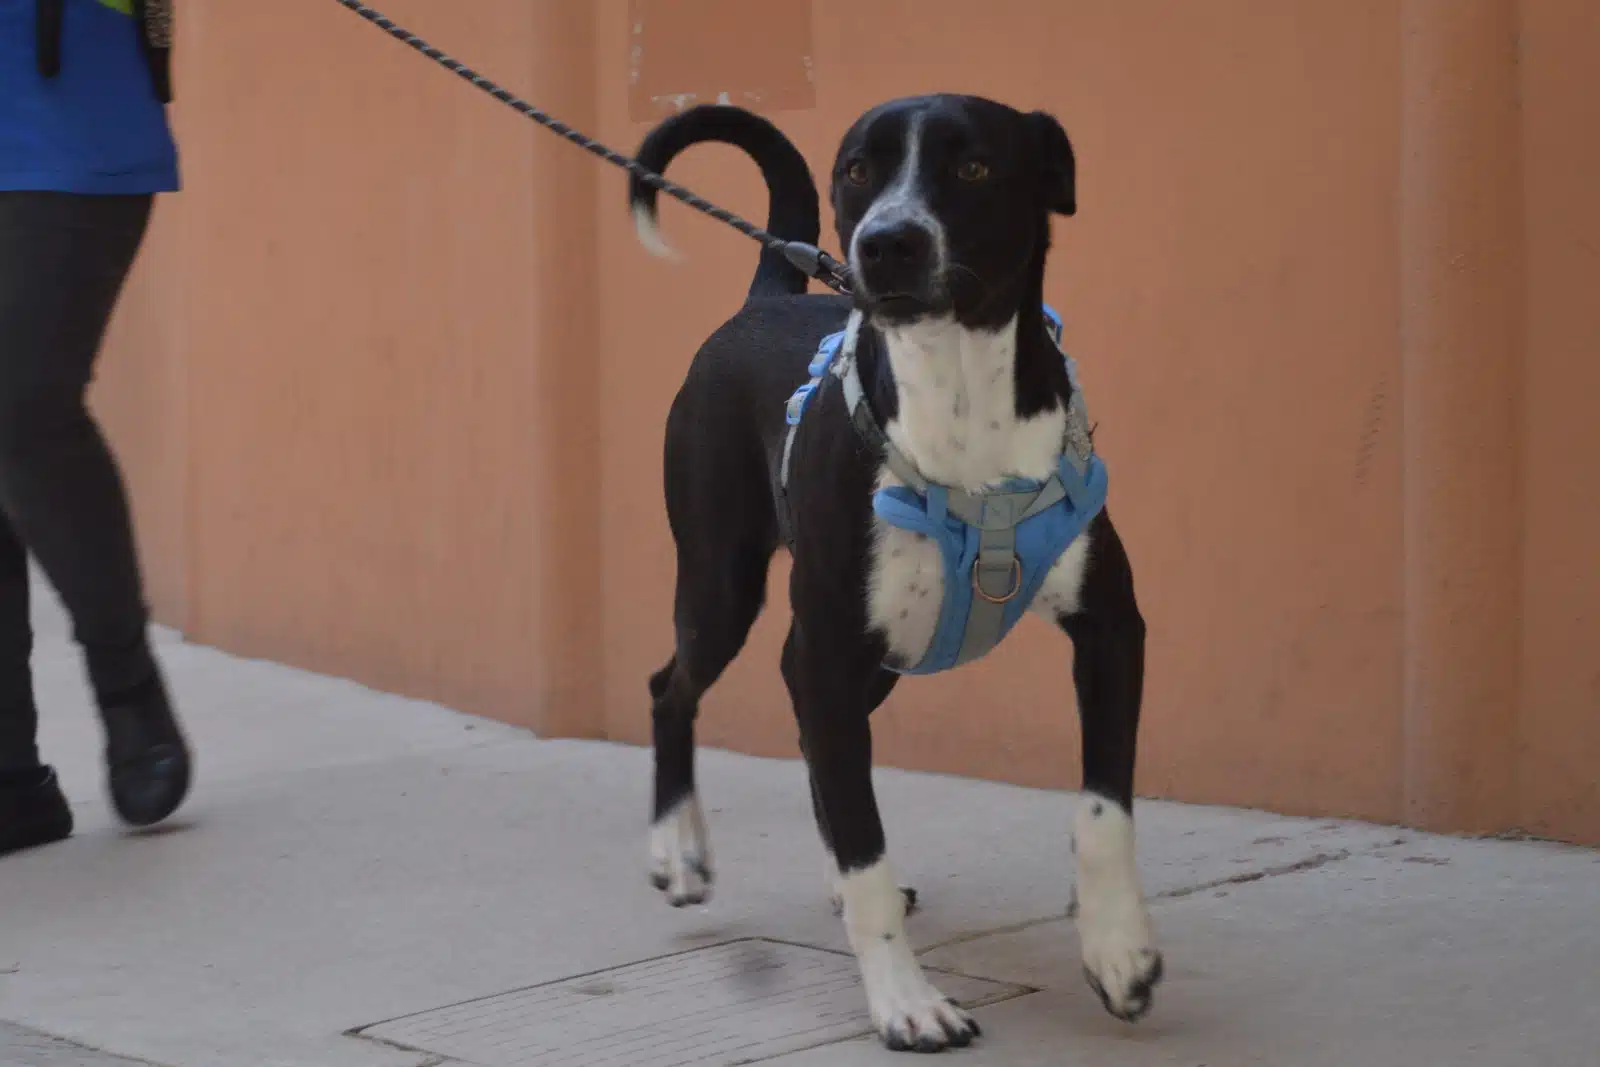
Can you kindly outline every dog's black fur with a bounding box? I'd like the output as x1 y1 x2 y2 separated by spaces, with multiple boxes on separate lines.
630 96 1159 1052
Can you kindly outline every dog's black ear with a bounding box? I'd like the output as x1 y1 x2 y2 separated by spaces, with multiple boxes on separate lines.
1029 110 1076 216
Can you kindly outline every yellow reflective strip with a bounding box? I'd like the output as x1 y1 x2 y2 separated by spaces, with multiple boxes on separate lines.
97 0 136 14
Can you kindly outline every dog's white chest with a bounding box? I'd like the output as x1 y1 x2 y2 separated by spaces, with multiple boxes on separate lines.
862 317 1093 664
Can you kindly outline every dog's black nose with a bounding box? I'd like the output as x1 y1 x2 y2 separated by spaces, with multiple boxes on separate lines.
857 220 933 268
854 219 936 296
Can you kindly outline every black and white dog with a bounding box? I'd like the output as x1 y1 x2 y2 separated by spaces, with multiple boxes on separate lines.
629 95 1161 1052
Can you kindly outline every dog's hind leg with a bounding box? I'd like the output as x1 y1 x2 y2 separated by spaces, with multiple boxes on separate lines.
648 534 774 907
648 653 713 906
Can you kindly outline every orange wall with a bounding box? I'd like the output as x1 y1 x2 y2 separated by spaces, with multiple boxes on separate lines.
99 1 605 736
92 0 1599 843
1517 0 1600 840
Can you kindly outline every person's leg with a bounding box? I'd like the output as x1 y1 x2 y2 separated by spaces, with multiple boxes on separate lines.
0 507 38 775
0 191 189 830
0 396 75 858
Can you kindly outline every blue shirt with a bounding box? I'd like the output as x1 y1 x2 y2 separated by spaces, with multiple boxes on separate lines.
0 0 180 194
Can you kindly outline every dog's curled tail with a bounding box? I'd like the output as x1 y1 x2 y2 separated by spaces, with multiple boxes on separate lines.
629 104 821 299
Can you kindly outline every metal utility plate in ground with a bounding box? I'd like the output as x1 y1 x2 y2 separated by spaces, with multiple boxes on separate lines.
352 938 1032 1066
0 1022 163 1067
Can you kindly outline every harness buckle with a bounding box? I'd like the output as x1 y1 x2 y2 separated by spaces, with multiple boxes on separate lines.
786 382 816 426
972 555 1023 604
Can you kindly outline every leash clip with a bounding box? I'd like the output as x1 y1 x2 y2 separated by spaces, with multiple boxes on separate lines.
781 242 853 295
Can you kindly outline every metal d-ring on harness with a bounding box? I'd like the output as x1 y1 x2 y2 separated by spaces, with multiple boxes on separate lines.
330 0 853 296
782 307 1110 676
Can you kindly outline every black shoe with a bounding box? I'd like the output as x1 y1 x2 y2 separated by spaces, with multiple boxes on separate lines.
101 676 191 828
0 766 73 857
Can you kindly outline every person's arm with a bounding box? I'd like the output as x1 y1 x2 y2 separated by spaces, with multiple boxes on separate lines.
129 0 172 102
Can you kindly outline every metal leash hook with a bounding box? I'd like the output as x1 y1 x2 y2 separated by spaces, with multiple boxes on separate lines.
331 0 852 296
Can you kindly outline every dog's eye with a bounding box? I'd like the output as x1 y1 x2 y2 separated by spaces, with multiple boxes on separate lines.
956 159 990 182
844 159 870 186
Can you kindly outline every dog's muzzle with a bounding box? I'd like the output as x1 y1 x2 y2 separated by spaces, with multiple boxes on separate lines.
853 219 940 308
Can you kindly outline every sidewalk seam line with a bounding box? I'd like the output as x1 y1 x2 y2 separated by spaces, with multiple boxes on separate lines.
914 843 1372 956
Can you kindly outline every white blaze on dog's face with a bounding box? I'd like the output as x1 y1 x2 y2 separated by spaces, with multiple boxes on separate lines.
831 94 1076 331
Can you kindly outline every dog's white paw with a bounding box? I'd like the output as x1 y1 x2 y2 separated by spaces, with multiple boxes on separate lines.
840 859 978 1052
1074 796 1163 1021
1079 899 1163 1021
863 961 980 1053
648 794 712 907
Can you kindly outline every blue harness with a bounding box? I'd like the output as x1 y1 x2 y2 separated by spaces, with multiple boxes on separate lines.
780 306 1109 675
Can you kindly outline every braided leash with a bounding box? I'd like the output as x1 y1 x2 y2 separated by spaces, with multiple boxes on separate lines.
331 0 852 294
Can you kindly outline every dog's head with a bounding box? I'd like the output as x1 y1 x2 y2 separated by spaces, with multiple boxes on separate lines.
830 95 1075 329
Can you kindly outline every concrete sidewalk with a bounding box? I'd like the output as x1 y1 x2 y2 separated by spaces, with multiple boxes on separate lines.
2 578 1596 1067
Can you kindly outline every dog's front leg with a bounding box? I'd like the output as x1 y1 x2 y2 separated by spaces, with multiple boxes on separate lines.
1060 520 1164 1022
790 633 979 1053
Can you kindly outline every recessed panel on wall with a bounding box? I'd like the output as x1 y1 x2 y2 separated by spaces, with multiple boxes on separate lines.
628 0 816 121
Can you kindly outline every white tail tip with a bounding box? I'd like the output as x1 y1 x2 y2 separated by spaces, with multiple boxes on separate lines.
633 202 681 261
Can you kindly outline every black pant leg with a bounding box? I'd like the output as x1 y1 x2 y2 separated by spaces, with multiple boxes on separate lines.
0 192 158 712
